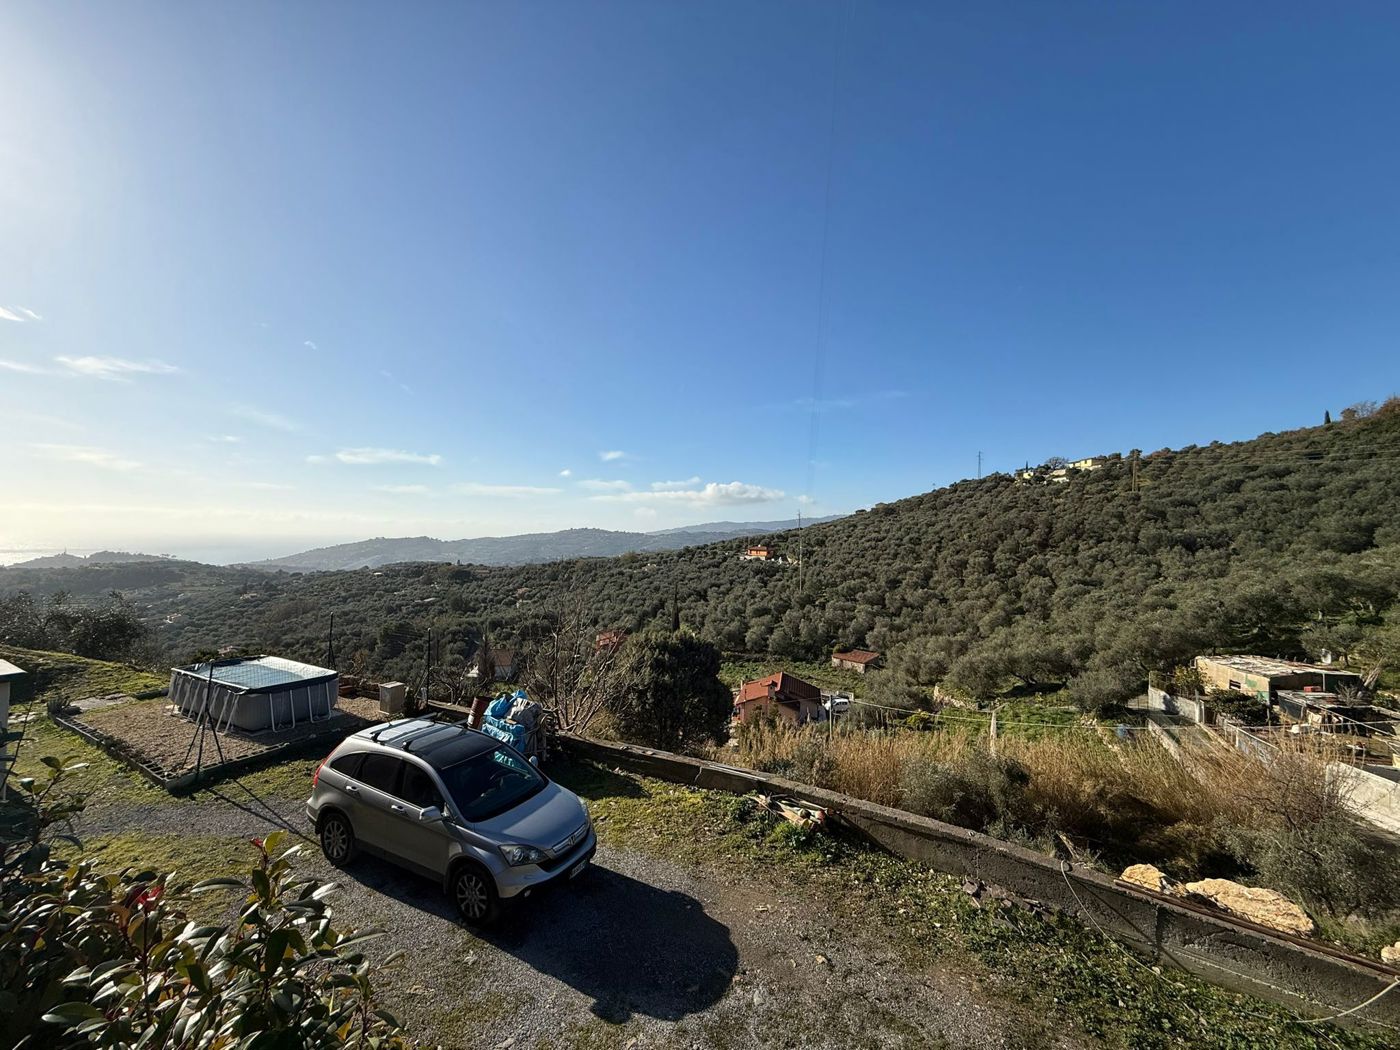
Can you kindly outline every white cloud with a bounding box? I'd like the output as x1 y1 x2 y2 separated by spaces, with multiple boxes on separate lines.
633 507 659 519
231 405 301 432
207 435 242 444
559 468 572 477
55 356 180 380
0 307 26 322
18 307 42 321
310 448 443 466
795 494 816 506
32 443 142 471
374 484 431 495
578 478 632 492
0 359 47 374
452 482 562 497
651 476 702 491
590 480 785 506
304 340 318 350
599 450 629 462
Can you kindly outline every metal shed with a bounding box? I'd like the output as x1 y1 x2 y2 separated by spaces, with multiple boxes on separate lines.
170 655 337 733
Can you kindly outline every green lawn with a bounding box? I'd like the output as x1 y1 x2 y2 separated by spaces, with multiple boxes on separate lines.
5 709 168 807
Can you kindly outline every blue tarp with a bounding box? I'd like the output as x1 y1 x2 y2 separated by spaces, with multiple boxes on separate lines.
480 690 530 749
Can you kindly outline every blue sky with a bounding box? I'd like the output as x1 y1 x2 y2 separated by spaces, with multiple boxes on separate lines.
3 1 1398 562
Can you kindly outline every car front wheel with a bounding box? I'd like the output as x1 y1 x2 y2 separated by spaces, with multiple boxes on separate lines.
451 863 500 928
319 812 357 866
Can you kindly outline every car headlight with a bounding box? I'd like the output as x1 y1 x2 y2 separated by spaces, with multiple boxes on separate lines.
499 843 548 866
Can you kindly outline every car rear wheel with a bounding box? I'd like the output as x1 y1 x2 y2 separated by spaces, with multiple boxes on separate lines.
451 863 499 928
319 812 357 866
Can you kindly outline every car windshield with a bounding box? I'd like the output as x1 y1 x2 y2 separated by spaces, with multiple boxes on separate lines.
437 746 546 823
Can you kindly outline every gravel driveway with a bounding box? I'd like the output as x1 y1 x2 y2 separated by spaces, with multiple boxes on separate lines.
80 784 1079 1050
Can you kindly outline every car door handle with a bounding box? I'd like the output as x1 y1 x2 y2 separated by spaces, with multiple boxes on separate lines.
389 803 406 813
344 784 359 793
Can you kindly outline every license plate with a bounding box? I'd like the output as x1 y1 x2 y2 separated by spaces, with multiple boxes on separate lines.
568 858 588 879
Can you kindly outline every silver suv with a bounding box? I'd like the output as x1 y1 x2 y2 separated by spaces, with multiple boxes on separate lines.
306 718 595 926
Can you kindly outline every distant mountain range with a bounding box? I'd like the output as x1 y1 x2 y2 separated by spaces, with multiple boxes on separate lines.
242 516 842 572
7 550 177 570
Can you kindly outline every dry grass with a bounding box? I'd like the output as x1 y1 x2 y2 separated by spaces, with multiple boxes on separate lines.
725 719 1400 942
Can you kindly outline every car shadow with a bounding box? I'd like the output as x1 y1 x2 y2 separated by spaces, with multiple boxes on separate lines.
339 855 738 1023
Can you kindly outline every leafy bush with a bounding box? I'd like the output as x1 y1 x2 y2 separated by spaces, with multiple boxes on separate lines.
1 760 412 1049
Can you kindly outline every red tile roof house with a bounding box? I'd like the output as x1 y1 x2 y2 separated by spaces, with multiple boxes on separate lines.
831 648 881 674
733 673 824 726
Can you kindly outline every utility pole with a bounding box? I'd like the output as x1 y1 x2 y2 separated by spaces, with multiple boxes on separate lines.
1130 450 1141 493
977 451 983 479
326 613 336 669
423 628 433 708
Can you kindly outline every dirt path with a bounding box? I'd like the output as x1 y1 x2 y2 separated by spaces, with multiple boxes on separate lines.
79 790 1081 1050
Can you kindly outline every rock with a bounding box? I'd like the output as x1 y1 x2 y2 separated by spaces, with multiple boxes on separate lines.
1183 878 1316 937
1121 864 1175 894
1382 941 1400 966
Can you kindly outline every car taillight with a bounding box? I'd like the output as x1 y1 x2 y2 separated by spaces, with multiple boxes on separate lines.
312 755 329 787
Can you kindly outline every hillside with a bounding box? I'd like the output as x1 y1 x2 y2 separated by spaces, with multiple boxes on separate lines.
8 550 175 570
4 407 1399 707
242 518 841 572
651 515 841 536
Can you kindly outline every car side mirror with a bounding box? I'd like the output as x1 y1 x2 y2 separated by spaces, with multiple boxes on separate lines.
528 755 540 768
419 805 445 823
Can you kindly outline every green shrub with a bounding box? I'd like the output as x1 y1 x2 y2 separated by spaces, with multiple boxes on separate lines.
898 750 1030 830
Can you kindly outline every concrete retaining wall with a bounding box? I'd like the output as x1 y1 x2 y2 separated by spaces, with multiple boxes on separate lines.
1332 763 1400 837
1146 686 1208 724
558 735 1400 1033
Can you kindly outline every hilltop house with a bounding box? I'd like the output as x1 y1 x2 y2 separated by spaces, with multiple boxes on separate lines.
1193 655 1362 704
734 673 824 726
831 648 882 674
741 545 774 561
1015 456 1107 484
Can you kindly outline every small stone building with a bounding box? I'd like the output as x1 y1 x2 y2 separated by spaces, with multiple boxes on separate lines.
831 648 881 674
1193 655 1361 704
